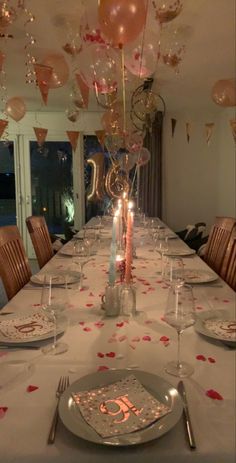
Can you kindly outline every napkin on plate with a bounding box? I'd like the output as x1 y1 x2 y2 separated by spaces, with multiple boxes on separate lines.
0 312 54 340
72 374 171 438
204 319 236 341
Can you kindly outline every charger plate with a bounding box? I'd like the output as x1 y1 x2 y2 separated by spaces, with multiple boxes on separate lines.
59 369 183 446
30 271 81 286
195 309 236 347
184 269 218 284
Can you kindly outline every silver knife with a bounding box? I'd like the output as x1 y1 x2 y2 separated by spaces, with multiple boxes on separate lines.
178 381 196 450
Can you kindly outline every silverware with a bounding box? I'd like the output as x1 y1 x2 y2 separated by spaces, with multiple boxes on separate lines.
0 344 39 350
177 381 196 450
48 375 69 444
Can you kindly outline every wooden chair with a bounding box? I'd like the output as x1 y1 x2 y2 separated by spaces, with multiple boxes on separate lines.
26 216 54 269
204 217 236 275
220 225 236 291
0 225 32 300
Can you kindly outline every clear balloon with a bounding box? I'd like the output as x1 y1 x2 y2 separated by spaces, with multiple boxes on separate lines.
80 0 107 45
105 133 124 154
136 147 151 166
161 25 186 72
125 27 160 78
153 0 183 24
66 106 80 123
119 152 137 171
42 54 69 88
98 0 147 47
125 130 143 153
5 97 26 122
101 101 123 134
0 2 17 30
78 43 118 94
212 79 236 107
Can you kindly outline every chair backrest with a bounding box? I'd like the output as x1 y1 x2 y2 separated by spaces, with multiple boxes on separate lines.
0 225 32 300
204 217 236 274
220 225 236 291
26 216 54 269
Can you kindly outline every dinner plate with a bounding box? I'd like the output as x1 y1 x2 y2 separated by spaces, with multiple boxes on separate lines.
30 271 81 286
195 309 236 346
59 369 183 446
184 269 218 284
164 249 196 257
0 309 66 345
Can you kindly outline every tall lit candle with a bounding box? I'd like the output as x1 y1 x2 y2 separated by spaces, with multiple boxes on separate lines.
117 200 122 248
125 209 133 284
109 211 118 286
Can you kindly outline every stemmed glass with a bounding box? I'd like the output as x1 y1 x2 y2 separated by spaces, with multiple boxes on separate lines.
41 274 68 355
72 240 90 289
164 284 195 377
155 232 169 275
163 256 185 286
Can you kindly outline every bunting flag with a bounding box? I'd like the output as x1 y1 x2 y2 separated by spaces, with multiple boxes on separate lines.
230 119 236 142
0 119 8 138
66 131 80 151
186 122 191 143
33 127 48 146
75 73 89 109
34 63 53 105
205 123 215 145
171 118 177 137
95 130 106 149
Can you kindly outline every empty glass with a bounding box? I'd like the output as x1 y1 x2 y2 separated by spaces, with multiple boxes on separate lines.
41 274 68 355
72 240 90 289
155 232 169 274
164 284 195 377
163 256 184 286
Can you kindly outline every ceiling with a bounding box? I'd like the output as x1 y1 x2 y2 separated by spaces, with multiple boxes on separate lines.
0 0 235 116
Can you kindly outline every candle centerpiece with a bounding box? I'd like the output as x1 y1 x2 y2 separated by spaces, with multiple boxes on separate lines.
120 202 136 316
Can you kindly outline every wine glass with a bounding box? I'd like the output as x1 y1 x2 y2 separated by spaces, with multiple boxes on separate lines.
163 256 185 286
164 284 195 377
41 274 68 355
83 229 96 255
72 240 90 289
155 232 169 274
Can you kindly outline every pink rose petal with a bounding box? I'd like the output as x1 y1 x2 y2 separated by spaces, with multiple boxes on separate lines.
118 335 127 342
196 354 206 361
79 321 85 326
0 407 8 419
160 336 169 342
116 322 124 328
206 389 223 400
142 335 151 341
83 327 92 332
97 352 104 358
94 321 104 328
27 385 39 393
106 351 116 358
208 357 216 363
97 365 109 371
86 303 93 307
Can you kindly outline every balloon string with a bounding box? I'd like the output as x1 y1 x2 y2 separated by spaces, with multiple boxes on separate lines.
138 0 149 79
130 150 141 197
121 46 126 135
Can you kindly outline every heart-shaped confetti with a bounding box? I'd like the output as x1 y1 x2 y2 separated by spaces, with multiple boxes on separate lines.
97 365 109 371
97 352 104 358
208 357 216 363
206 389 223 400
27 385 39 393
86 303 94 307
83 327 92 332
0 407 8 419
160 336 169 342
142 335 151 341
116 322 124 328
106 351 116 358
196 354 206 361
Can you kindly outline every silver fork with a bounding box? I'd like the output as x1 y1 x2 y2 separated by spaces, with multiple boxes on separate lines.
48 376 69 444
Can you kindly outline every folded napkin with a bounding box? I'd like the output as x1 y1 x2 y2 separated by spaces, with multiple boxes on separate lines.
0 312 54 340
72 374 171 438
204 320 236 341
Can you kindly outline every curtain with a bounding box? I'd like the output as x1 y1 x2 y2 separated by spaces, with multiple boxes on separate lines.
138 111 163 218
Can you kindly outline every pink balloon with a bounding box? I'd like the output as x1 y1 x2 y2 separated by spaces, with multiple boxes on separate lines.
99 0 147 47
78 43 118 94
5 97 26 122
101 102 123 134
136 147 151 166
42 54 69 89
212 79 236 107
125 130 143 153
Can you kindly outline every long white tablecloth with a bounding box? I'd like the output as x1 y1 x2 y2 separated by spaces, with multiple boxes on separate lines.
0 218 235 462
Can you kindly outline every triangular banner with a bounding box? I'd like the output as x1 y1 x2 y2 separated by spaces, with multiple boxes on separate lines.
186 122 191 144
171 118 177 137
95 130 106 149
66 131 80 151
205 123 215 145
33 127 48 146
34 63 53 105
75 73 89 109
230 119 236 142
0 119 8 138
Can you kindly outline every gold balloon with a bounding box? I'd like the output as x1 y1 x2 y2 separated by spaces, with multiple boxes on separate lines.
87 153 105 202
105 160 130 199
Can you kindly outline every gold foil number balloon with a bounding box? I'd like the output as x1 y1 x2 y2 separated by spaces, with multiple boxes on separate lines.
105 160 130 199
87 153 105 202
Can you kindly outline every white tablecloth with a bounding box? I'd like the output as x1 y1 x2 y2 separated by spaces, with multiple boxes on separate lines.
0 218 235 462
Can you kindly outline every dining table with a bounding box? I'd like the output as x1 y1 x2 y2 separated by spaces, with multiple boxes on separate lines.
0 216 235 463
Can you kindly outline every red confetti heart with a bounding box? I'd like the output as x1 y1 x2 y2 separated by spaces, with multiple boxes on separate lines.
142 291 147 294
94 321 104 328
0 407 8 419
32 303 41 307
27 385 39 393
223 299 229 303
116 322 124 328
196 306 204 310
142 335 151 341
206 389 223 400
89 292 95 297
196 355 206 361
208 357 216 363
97 365 109 371
83 327 92 332
79 321 85 326
97 352 104 358
86 303 94 307
160 336 169 342
106 352 116 358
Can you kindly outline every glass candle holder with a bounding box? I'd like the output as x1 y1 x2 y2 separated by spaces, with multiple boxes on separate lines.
120 283 136 317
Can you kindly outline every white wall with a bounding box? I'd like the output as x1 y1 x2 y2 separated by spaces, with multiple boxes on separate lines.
162 108 235 233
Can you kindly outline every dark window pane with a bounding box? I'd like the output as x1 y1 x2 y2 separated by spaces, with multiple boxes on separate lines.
0 142 16 226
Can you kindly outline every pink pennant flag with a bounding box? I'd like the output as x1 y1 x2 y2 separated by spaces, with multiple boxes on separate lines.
0 119 8 138
66 131 80 151
75 73 89 109
33 127 48 146
34 63 53 105
205 123 215 145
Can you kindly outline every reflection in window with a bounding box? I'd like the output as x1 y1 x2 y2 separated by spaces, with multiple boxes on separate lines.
0 141 16 226
30 141 73 236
